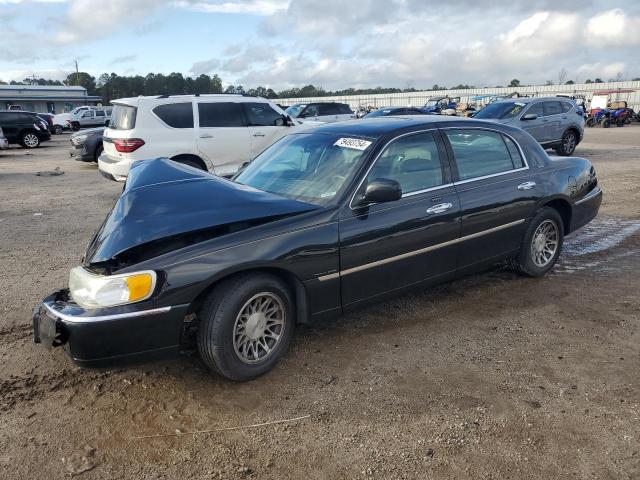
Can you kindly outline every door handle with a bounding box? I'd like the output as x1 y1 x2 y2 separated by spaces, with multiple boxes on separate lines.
517 181 536 190
426 203 453 214
252 133 266 137
199 134 213 139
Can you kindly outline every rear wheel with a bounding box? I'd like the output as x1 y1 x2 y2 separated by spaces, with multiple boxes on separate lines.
586 117 595 127
555 130 577 156
197 273 295 381
616 119 625 127
94 144 103 162
601 118 611 128
20 132 40 148
511 207 564 277
53 125 63 135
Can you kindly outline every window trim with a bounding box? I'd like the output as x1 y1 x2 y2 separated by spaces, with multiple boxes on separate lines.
151 101 195 129
442 127 530 186
348 128 453 210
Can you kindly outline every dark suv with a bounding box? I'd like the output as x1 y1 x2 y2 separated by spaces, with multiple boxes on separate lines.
0 111 52 148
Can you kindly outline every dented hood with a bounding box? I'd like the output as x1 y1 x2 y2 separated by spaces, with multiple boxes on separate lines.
84 158 317 267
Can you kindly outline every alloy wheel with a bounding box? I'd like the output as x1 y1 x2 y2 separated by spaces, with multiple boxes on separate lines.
23 133 39 148
530 220 559 268
233 292 286 365
563 132 576 154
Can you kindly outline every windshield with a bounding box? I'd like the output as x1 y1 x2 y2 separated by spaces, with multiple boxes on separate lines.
109 104 136 130
424 99 440 107
285 104 306 118
235 133 372 206
474 102 525 119
364 108 394 118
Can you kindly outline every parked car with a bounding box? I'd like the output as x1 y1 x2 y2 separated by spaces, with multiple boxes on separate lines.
69 127 104 162
33 116 602 381
0 110 51 148
0 126 8 150
473 97 585 156
68 107 112 131
8 105 23 111
52 106 101 134
423 96 458 115
285 102 356 123
363 106 430 118
30 112 55 134
98 94 312 181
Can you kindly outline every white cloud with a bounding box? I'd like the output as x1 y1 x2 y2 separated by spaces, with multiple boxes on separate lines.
174 0 289 15
586 8 640 46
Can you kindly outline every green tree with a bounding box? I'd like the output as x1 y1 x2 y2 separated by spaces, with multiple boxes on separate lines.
65 72 96 95
509 79 520 87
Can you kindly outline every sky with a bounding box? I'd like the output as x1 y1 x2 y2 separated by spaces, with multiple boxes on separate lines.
0 0 639 91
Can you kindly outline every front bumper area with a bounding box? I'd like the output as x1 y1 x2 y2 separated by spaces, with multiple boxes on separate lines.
98 152 131 182
33 290 189 367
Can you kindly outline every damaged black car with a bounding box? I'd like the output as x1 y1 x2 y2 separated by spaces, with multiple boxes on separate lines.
33 116 602 381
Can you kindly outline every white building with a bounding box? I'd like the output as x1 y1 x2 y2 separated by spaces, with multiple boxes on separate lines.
0 85 102 114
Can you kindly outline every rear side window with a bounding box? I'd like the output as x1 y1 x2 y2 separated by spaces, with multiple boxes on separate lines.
503 135 525 169
320 104 341 115
366 132 444 194
543 101 563 116
95 110 105 117
561 102 573 113
153 103 194 128
109 105 136 130
338 104 353 114
445 129 517 181
244 103 283 127
198 102 244 127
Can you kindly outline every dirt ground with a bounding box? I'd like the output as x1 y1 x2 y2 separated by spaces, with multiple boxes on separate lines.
0 126 639 480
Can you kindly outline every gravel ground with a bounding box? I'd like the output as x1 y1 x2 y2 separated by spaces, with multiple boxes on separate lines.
0 126 639 479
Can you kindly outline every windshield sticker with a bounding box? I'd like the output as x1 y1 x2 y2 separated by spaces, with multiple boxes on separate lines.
334 138 372 151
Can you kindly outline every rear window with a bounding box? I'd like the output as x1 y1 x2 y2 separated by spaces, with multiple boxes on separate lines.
153 102 194 128
198 102 245 127
109 104 136 130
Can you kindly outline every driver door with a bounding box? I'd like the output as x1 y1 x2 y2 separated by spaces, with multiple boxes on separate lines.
243 102 289 158
339 130 461 308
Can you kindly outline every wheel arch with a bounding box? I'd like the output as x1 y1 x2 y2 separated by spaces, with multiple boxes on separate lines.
541 197 572 235
170 154 208 171
186 266 310 326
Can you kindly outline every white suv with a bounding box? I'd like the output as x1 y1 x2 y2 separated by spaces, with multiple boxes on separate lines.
98 95 309 181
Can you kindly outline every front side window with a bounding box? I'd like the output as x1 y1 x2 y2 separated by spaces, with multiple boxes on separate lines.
365 132 444 194
526 102 544 118
285 104 305 117
82 111 94 118
445 129 522 181
198 102 244 128
153 102 194 128
561 102 573 113
543 101 563 116
303 105 319 117
235 133 370 205
244 103 283 127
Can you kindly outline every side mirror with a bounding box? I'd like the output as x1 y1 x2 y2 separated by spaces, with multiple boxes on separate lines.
521 113 538 121
275 117 285 127
357 178 402 206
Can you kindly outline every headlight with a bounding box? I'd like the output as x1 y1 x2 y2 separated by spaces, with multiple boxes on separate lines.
72 134 88 145
69 267 157 308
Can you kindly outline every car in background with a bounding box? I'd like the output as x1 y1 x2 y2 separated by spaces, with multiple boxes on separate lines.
0 110 51 148
69 127 104 162
473 97 585 156
363 106 430 118
52 106 101 134
31 112 55 134
423 96 458 115
99 94 312 181
34 116 602 380
0 127 8 150
285 102 356 123
68 107 112 131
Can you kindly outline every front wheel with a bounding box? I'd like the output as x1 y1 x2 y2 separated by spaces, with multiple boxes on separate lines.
20 132 40 148
197 273 295 381
511 208 564 277
601 118 611 128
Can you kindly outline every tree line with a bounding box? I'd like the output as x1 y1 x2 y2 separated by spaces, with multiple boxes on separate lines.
1 72 638 102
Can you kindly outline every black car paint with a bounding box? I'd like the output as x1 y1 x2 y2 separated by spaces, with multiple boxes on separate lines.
34 116 602 366
0 110 51 144
69 127 105 162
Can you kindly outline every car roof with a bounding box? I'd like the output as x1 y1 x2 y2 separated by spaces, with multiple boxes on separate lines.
112 94 271 107
494 96 572 104
307 115 498 139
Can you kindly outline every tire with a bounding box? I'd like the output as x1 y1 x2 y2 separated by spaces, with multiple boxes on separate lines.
616 119 625 127
53 125 63 135
586 118 595 127
601 118 611 128
20 131 40 148
511 207 564 277
71 121 80 131
555 130 577 156
94 144 103 162
197 273 295 381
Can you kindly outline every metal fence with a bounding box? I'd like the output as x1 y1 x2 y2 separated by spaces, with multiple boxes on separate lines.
278 80 640 111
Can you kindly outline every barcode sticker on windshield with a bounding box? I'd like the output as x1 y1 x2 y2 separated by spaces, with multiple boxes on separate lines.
334 138 372 150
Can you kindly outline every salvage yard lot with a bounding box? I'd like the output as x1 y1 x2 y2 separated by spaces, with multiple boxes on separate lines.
1 128 639 479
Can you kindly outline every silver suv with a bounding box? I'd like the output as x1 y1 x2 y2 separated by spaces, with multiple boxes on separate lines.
474 97 584 156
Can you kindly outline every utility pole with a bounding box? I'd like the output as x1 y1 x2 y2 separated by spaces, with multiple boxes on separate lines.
74 59 79 86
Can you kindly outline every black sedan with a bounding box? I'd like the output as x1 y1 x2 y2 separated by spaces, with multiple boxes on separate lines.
33 116 602 381
69 127 104 162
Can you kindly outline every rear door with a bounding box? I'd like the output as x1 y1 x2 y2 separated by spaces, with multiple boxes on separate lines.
196 101 251 176
443 128 540 269
542 101 564 142
339 130 461 307
94 110 106 126
243 102 289 157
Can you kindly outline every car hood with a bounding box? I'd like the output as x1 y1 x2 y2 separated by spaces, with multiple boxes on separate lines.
478 117 513 124
84 158 318 269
